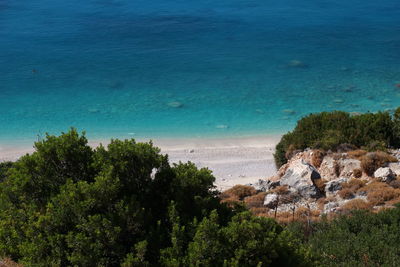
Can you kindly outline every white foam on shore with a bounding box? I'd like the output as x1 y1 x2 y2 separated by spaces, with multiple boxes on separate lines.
0 135 280 190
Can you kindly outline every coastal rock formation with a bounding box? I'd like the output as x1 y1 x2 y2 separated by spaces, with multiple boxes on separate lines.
279 159 321 198
238 148 400 218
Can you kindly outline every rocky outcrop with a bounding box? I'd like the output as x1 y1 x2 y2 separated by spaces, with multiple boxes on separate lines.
264 193 279 208
253 148 400 216
325 178 348 197
252 179 280 192
280 159 322 198
339 158 361 178
374 167 395 182
318 156 338 181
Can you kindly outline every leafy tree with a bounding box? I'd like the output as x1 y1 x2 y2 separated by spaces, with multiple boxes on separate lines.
0 129 313 266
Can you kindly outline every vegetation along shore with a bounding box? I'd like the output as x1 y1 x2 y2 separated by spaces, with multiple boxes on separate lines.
2 108 400 265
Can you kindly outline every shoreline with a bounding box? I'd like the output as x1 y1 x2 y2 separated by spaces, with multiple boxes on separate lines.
0 134 281 190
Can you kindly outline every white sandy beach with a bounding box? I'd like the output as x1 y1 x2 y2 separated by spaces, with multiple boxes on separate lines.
0 135 280 190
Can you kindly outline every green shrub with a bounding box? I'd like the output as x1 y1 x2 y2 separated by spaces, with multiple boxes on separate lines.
274 109 400 168
0 129 310 266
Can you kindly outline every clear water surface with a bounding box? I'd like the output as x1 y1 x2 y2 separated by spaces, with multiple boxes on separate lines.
1 0 400 143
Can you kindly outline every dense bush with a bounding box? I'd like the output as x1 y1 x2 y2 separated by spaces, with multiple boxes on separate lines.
274 109 400 167
0 129 311 266
298 206 400 266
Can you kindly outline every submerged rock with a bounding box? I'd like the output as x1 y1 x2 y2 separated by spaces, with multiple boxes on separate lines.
216 124 229 129
282 109 296 115
287 60 308 68
167 101 184 108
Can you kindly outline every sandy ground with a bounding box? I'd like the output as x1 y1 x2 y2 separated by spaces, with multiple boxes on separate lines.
0 135 280 191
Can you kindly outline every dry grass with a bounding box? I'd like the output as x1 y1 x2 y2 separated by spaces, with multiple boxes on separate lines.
341 199 372 211
338 188 355 199
244 192 267 209
0 258 23 267
270 185 290 195
348 149 368 160
342 179 367 191
311 149 326 168
353 168 362 178
389 179 400 189
367 187 400 206
220 196 241 207
249 206 270 216
221 185 257 200
314 179 328 193
360 151 398 177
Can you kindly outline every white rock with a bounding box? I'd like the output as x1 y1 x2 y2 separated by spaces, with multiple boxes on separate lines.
325 178 348 196
374 167 395 182
264 193 279 208
339 158 361 178
280 159 321 198
388 163 400 176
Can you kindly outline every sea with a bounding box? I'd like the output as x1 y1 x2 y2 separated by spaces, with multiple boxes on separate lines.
1 0 400 144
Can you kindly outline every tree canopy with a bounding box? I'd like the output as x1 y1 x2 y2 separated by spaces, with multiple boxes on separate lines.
0 129 311 266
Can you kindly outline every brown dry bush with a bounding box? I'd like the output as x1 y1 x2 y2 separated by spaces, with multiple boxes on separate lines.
244 192 267 209
274 211 293 224
311 149 326 168
389 179 400 189
353 168 363 178
250 206 269 216
341 199 372 211
220 196 241 207
271 185 290 195
360 151 398 177
221 185 257 200
347 149 367 160
342 179 367 191
367 186 400 206
338 188 354 199
314 179 328 193
0 258 23 267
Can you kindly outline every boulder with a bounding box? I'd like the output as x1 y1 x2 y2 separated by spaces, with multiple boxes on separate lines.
339 158 361 178
263 193 279 208
252 179 280 192
280 159 321 198
318 156 338 181
325 178 348 196
388 163 400 176
374 167 396 182
323 202 339 214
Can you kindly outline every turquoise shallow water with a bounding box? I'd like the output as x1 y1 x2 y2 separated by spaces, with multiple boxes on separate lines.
1 0 400 143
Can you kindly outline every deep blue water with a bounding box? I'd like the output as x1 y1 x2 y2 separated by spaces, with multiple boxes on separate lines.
1 0 400 143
